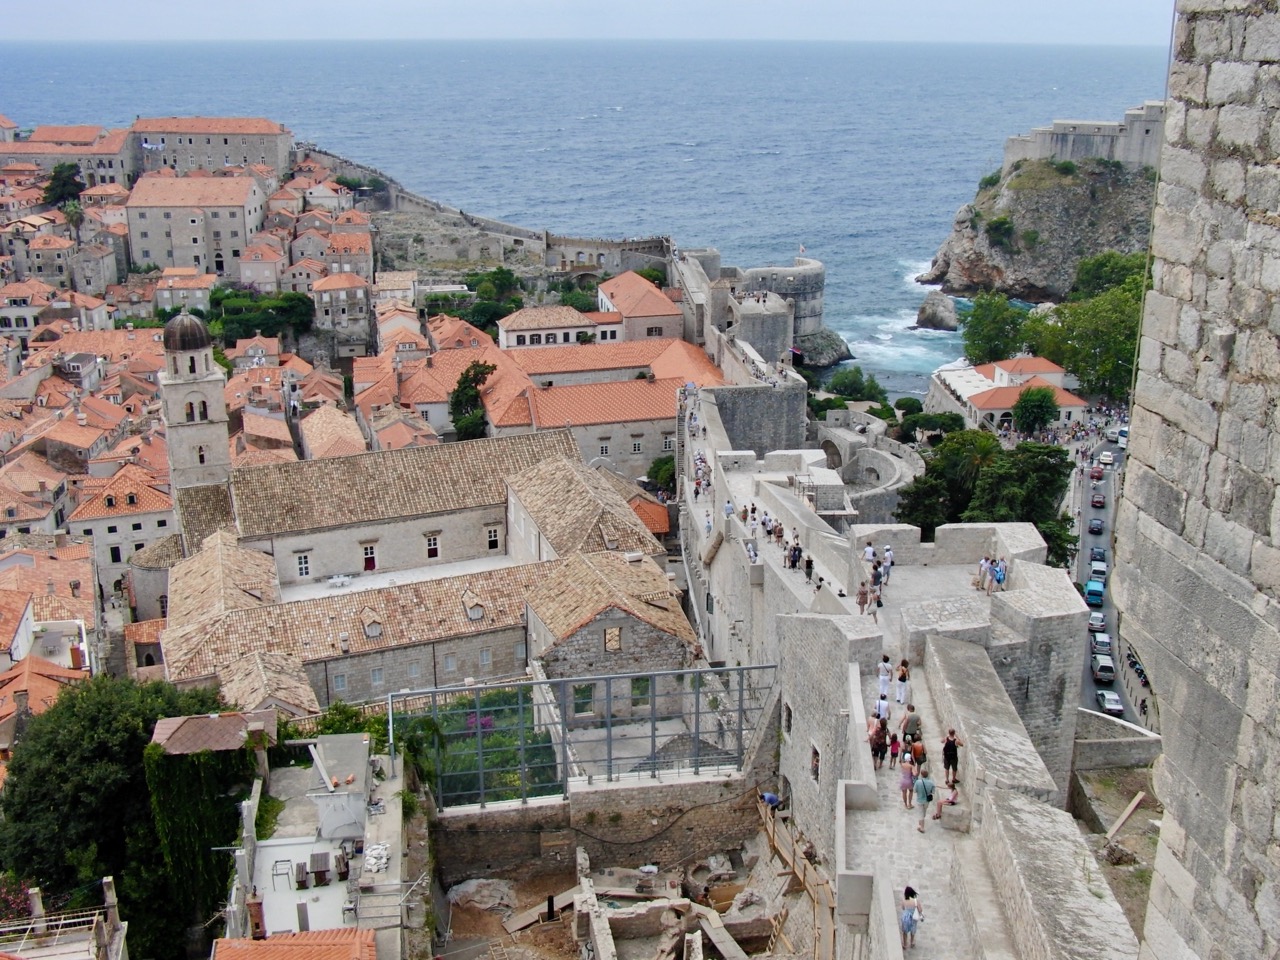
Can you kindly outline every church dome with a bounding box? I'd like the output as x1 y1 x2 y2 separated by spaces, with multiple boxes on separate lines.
163 309 212 352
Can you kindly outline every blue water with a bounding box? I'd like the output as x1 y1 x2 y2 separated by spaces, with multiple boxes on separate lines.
0 40 1170 393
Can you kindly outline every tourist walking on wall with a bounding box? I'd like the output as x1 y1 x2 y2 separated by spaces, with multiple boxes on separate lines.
896 659 910 703
913 765 935 833
863 541 876 563
877 655 892 698
900 887 923 950
875 693 892 722
899 703 921 741
804 556 814 582
899 750 916 809
941 729 965 787
856 581 869 615
870 717 888 770
888 733 900 769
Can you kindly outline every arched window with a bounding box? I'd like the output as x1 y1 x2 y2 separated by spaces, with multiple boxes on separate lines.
204 353 210 372
184 402 195 422
199 401 208 421
188 356 196 374
197 446 206 464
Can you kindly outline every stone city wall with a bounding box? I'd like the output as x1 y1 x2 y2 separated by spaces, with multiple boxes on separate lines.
1072 707 1163 772
978 788 1137 960
1114 6 1280 959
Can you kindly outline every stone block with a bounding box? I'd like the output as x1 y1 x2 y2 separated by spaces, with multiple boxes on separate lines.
1210 160 1247 204
1152 208 1203 267
939 801 970 832
1245 163 1280 214
1184 106 1218 148
1219 103 1262 151
1162 346 1198 387
1194 18 1235 62
1170 61 1209 104
1243 14 1280 63
1207 61 1259 103
1161 147 1209 192
1143 290 1181 345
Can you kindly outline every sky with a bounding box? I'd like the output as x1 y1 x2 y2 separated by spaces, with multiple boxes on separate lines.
7 0 1176 45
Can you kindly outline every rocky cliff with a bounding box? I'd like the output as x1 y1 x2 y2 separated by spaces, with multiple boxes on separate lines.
917 158 1155 301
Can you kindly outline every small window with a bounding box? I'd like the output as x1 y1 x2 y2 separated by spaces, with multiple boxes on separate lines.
530 333 542 345
83 528 92 536
515 335 526 346
443 654 457 674
573 683 594 716
604 627 622 652
599 444 609 456
126 493 137 505
479 648 492 670
633 441 643 454
370 667 384 687
107 525 118 534
407 661 421 679
135 543 144 552
104 495 116 508
333 674 347 693
131 522 142 531
663 436 674 451
426 535 439 559
811 746 821 782
514 640 527 662
646 326 663 337
157 519 168 528
109 545 122 563
363 544 376 571
487 527 499 550
631 676 651 708
163 212 172 220
783 703 793 736
297 554 310 577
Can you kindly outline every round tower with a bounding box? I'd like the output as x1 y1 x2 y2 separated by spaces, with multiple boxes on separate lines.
158 309 231 489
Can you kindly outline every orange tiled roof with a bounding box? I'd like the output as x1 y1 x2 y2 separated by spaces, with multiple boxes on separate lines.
29 235 74 251
324 234 372 256
127 176 259 208
599 271 683 318
67 462 172 521
312 273 369 292
0 656 85 721
0 590 33 653
132 117 289 136
530 377 681 427
212 929 375 960
243 412 293 444
500 305 589 332
630 497 671 535
968 376 1087 412
27 125 104 145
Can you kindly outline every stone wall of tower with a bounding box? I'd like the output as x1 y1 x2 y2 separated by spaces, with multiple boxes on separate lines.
1117 4 1280 959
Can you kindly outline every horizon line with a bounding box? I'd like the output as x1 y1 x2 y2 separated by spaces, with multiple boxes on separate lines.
0 37 1170 48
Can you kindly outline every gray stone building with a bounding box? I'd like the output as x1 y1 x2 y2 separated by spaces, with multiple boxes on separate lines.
125 176 267 277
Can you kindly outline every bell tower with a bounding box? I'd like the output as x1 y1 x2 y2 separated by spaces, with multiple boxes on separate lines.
158 309 230 489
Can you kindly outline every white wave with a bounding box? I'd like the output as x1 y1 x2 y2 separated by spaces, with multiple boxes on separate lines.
682 157 695 163
901 259 934 287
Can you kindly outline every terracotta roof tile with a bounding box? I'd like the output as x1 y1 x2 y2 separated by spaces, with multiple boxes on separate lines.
68 463 171 521
499 305 588 332
229 430 578 538
127 177 260 209
133 117 289 136
530 377 681 427
165 529 279 631
130 534 185 570
217 652 320 717
324 234 372 256
243 412 293 445
299 405 365 459
173 483 235 553
968 376 1086 412
0 656 86 722
506 456 663 557
151 709 278 754
598 271 682 318
212 929 375 960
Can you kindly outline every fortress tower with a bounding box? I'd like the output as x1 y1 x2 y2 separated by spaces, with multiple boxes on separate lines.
1118 4 1280 958
158 309 231 489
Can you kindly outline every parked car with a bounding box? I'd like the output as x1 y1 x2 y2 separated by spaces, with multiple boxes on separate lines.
1091 632 1113 655
1090 560 1108 581
1090 465 1105 480
1099 451 1115 465
1090 546 1107 563
1085 580 1106 607
1088 611 1106 633
1096 690 1125 716
1091 654 1117 684
1092 492 1106 508
1089 517 1105 535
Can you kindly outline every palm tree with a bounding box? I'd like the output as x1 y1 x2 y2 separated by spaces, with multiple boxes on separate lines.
60 200 85 244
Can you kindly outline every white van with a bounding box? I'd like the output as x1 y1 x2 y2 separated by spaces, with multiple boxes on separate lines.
1091 654 1116 684
1090 560 1108 582
1105 427 1120 443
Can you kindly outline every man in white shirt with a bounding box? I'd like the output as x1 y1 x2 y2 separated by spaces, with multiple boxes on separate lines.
863 542 876 563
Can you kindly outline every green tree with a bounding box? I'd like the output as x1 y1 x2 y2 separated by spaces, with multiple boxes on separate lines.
560 288 595 312
0 676 222 960
932 430 1002 513
1018 309 1068 365
892 474 953 541
827 365 888 404
448 360 496 440
60 199 85 243
962 443 1072 528
898 411 965 444
43 162 85 205
893 397 924 416
1054 274 1144 402
985 216 1015 250
637 266 666 286
648 455 675 493
1012 385 1059 435
959 292 1028 364
1069 250 1148 301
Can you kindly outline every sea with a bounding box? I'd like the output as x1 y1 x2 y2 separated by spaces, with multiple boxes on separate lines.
0 40 1171 396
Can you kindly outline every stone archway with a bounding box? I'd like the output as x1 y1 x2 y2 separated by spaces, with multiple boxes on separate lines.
821 439 843 470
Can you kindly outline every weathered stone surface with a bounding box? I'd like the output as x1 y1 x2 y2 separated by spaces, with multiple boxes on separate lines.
915 289 958 331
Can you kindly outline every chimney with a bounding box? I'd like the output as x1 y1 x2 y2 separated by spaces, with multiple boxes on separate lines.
14 689 29 715
425 354 432 368
37 480 46 493
55 532 67 548
70 580 81 598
